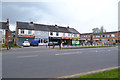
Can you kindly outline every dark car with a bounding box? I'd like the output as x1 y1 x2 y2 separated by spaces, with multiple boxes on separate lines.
30 40 39 46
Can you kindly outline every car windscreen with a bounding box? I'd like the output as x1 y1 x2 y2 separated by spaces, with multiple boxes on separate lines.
24 41 29 43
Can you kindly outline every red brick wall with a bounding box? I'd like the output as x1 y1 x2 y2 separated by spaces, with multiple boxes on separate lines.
81 31 119 44
5 30 9 46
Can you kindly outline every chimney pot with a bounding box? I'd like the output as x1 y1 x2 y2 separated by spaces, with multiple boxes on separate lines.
67 26 69 29
7 18 9 25
55 24 57 26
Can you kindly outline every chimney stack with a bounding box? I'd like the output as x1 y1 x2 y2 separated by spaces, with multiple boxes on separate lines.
7 18 9 26
55 24 57 26
67 26 69 29
30 21 33 24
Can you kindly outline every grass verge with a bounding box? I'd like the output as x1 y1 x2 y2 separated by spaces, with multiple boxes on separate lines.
0 49 7 51
11 46 22 48
65 69 119 80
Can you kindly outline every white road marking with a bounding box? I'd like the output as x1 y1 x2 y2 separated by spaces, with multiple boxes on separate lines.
17 55 38 58
55 52 82 55
58 66 119 78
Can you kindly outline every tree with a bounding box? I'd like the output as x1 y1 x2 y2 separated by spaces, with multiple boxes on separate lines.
100 26 106 33
92 26 106 33
92 27 100 33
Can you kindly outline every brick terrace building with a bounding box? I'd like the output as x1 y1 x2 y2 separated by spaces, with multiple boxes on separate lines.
15 21 80 46
80 31 120 45
0 19 10 46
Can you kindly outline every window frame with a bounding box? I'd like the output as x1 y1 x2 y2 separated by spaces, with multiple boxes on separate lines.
50 32 53 35
20 29 24 34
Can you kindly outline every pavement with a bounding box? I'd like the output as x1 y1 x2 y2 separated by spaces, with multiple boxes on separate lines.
2 46 118 78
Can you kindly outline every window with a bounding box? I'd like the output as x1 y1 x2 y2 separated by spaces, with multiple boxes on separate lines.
56 32 59 36
107 35 110 37
111 34 115 37
21 29 24 34
102 34 106 37
68 33 70 36
28 30 32 34
74 34 77 37
96 35 100 37
63 33 65 36
41 39 43 43
50 32 53 35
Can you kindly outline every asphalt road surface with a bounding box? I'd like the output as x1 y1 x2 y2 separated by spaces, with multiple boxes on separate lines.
2 46 118 78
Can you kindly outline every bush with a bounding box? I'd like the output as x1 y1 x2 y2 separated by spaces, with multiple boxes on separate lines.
2 44 6 48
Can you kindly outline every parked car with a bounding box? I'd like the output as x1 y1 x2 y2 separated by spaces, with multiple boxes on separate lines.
30 40 39 46
48 42 59 46
22 41 30 47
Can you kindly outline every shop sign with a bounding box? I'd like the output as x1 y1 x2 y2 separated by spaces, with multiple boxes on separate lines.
62 36 70 39
19 34 34 37
78 39 86 40
34 31 48 38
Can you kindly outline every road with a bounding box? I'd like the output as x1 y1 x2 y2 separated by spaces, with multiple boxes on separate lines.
2 46 118 78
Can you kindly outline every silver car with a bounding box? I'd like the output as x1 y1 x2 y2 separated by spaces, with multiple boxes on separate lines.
22 41 30 47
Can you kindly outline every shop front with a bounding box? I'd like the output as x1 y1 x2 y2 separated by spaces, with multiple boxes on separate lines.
18 34 34 46
78 38 86 45
62 36 71 46
72 38 80 45
49 37 62 45
34 31 48 45
35 36 48 45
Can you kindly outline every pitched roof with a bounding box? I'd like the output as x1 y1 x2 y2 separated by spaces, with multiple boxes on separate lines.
69 28 80 34
81 31 120 35
0 22 9 30
16 21 79 33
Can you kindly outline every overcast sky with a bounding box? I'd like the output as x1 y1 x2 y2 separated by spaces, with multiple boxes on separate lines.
2 0 119 33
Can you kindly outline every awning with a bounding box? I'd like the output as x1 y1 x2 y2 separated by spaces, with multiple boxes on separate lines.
78 39 86 40
62 36 70 39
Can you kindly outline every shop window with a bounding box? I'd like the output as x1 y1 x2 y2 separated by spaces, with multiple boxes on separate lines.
107 35 110 37
112 39 115 41
50 32 53 35
28 30 32 34
38 39 40 43
41 39 43 43
56 32 59 36
74 34 77 37
68 33 70 36
21 29 24 34
63 33 65 36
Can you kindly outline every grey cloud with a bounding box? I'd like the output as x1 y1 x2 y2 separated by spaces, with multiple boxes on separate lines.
1 1 118 32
